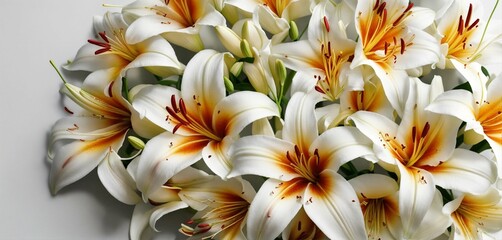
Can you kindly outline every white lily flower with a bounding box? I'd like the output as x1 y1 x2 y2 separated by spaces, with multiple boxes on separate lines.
273 0 358 101
66 11 184 80
435 0 502 71
427 72 502 175
131 50 280 198
351 0 440 115
350 174 451 239
122 0 226 51
48 67 135 194
226 0 313 43
443 187 502 239
315 70 394 130
179 177 255 239
128 166 216 240
229 92 374 239
349 77 496 238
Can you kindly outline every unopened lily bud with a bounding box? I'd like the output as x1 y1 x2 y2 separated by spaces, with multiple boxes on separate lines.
275 59 287 86
240 39 253 58
215 25 244 58
128 136 145 150
224 76 235 92
464 129 484 145
289 21 299 41
230 62 244 77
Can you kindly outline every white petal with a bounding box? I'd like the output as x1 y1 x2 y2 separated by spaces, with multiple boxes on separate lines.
131 84 181 132
303 169 367 239
228 136 299 181
282 92 321 153
410 190 452 240
451 60 488 103
180 50 228 118
393 28 440 70
49 130 127 194
64 43 127 72
349 174 398 199
246 178 304 240
149 201 188 232
125 49 184 78
429 149 496 194
129 201 188 240
135 132 209 198
426 89 477 123
97 149 141 205
349 111 400 164
311 126 373 171
125 15 186 44
397 163 436 239
212 91 279 136
201 136 234 178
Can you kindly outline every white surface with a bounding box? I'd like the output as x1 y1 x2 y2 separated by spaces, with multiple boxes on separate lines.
0 1 183 239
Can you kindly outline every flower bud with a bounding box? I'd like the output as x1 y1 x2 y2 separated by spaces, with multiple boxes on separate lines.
275 59 287 86
224 76 235 92
128 136 145 150
240 39 253 58
289 21 299 41
230 62 244 77
215 25 244 58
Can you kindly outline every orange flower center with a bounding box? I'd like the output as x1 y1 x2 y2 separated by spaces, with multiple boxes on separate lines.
166 94 222 141
441 4 480 63
358 1 414 68
477 99 502 145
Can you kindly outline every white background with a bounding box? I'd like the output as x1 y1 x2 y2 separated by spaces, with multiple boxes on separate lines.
0 1 183 239
1 0 502 239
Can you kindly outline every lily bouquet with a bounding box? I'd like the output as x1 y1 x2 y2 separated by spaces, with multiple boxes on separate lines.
48 0 502 239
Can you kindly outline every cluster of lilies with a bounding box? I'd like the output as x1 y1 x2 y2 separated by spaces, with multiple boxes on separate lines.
48 0 502 239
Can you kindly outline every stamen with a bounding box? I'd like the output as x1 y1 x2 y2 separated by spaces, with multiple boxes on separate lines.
400 38 406 54
377 2 386 15
421 122 430 138
467 19 479 30
458 16 464 35
171 95 179 112
323 16 330 32
465 4 473 28
393 2 413 26
412 126 417 142
373 0 380 11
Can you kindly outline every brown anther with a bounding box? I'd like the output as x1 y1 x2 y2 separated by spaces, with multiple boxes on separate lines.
377 2 386 15
467 19 479 30
373 0 380 10
421 122 430 138
400 38 406 54
384 42 389 55
465 4 473 28
64 106 74 115
458 16 464 35
412 126 417 142
323 16 330 32
170 95 179 112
